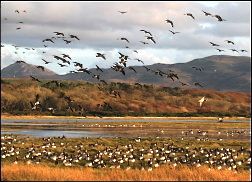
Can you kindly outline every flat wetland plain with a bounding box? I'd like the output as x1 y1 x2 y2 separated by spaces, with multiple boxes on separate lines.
1 115 251 181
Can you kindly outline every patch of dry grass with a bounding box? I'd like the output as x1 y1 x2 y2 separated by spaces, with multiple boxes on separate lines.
1 163 250 181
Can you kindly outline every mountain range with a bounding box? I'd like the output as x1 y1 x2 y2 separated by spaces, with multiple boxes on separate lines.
1 55 251 93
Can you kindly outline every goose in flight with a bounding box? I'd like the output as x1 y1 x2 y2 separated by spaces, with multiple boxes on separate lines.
192 66 204 71
135 58 144 64
209 42 219 46
140 29 152 36
145 36 156 44
213 15 226 21
118 52 129 60
119 37 130 43
169 30 180 35
216 48 225 52
128 66 137 73
73 62 83 68
202 10 212 16
15 10 19 13
42 38 54 43
225 40 234 45
57 63 67 67
96 53 106 60
42 59 51 64
139 41 149 45
230 49 239 52
30 75 41 82
54 32 64 36
198 96 207 107
36 65 45 71
62 54 71 60
63 39 71 44
16 60 26 64
194 82 203 87
78 68 91 74
165 19 174 27
184 13 195 20
69 34 80 40
16 27 21 30
118 11 127 14
92 74 100 80
96 65 103 72
240 49 248 52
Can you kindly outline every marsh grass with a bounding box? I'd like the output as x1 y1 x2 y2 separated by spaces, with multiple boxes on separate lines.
1 163 250 181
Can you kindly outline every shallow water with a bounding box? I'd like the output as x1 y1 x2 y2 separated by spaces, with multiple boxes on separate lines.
1 118 251 139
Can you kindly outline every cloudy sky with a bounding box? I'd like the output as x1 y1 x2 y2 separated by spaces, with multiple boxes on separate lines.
1 1 251 74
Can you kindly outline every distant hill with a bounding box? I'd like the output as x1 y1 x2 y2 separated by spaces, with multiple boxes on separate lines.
1 55 251 92
1 62 58 79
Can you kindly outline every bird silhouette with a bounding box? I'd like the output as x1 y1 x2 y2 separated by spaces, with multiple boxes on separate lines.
140 29 152 36
73 62 83 68
225 40 234 45
118 11 127 14
216 48 225 52
209 42 220 46
62 54 71 60
213 15 226 21
202 10 212 16
96 53 106 60
36 66 45 71
135 58 144 64
128 66 137 73
16 27 21 30
69 34 80 40
63 39 71 44
42 39 54 43
92 74 100 80
42 59 51 64
240 49 248 52
230 49 239 52
30 76 41 82
184 13 195 20
192 66 204 71
169 30 180 35
16 60 26 64
96 65 103 72
119 37 130 43
194 82 203 87
54 32 64 36
78 68 91 74
145 36 156 44
58 63 67 67
15 10 19 13
139 41 149 45
165 19 174 27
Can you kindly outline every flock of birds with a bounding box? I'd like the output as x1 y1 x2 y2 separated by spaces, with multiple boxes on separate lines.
1 7 249 113
1 134 251 172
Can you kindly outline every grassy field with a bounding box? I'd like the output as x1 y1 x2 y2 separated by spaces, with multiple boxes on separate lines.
1 163 250 181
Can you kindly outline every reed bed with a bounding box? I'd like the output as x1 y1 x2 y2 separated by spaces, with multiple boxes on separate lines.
1 163 250 181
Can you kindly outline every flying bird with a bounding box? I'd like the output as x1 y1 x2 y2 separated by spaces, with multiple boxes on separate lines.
192 66 204 71
42 59 51 64
240 49 248 52
30 76 41 82
194 82 203 87
119 37 130 43
42 39 54 43
165 19 174 27
73 62 83 68
230 49 239 52
135 58 144 64
139 41 149 45
140 29 152 36
62 54 71 60
216 48 225 52
78 68 91 74
63 39 71 44
16 27 21 30
16 60 26 64
213 15 226 21
169 30 180 35
92 74 100 80
96 65 103 72
54 32 64 36
36 65 45 71
198 96 207 107
118 11 127 14
202 10 212 16
145 36 156 44
58 63 67 67
184 13 195 20
69 34 80 40
225 40 234 45
128 66 137 73
96 53 106 60
209 42 220 46
15 10 19 13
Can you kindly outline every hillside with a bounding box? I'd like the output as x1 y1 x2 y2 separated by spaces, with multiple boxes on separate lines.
1 55 251 92
1 78 250 117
